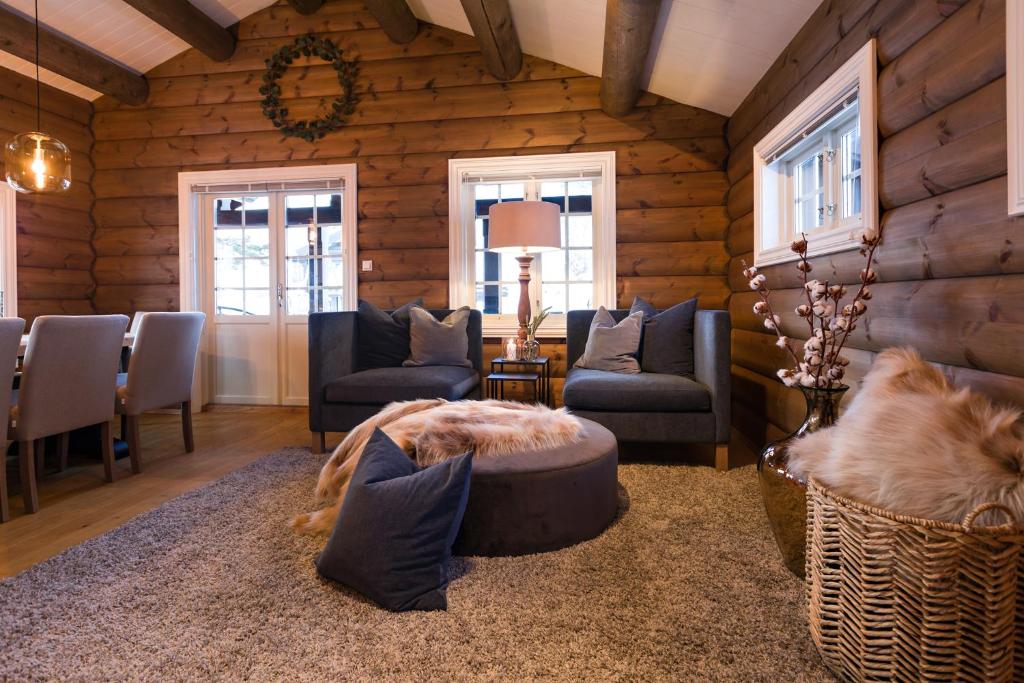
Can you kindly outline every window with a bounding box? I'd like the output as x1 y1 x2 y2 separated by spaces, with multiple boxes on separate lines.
213 196 271 316
282 192 346 315
754 39 878 266
1009 0 1024 215
449 152 616 336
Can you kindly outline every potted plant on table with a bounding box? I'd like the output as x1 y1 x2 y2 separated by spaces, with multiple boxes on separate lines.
746 231 881 577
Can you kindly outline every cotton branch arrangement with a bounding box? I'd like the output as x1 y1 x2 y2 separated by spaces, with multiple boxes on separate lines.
743 232 881 390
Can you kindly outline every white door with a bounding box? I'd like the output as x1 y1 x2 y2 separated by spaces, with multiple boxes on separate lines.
204 189 353 405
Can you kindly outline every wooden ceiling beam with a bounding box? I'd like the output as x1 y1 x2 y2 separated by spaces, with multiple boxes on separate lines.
0 5 148 105
286 0 324 15
460 0 522 81
122 0 236 62
364 0 419 44
600 0 663 117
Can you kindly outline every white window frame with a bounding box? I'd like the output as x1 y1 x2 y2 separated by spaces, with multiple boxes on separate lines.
1009 0 1024 215
754 39 878 267
176 164 358 407
448 152 616 337
0 183 17 317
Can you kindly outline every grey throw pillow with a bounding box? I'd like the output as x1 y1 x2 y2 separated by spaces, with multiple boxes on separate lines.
573 307 643 374
356 298 422 371
404 307 473 368
629 296 697 377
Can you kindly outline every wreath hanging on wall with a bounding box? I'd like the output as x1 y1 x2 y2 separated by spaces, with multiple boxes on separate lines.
259 33 360 143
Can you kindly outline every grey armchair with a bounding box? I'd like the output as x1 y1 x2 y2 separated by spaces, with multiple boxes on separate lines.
562 309 732 469
308 309 483 453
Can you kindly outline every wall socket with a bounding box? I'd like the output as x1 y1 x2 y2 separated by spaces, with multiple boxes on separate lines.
361 260 373 271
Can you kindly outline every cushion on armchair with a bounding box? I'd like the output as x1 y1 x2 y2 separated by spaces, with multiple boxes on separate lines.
404 306 473 368
573 307 643 373
355 299 422 371
324 366 479 404
563 368 711 412
629 296 697 377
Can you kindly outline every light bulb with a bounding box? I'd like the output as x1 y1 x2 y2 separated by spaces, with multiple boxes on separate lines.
32 141 46 189
4 132 71 194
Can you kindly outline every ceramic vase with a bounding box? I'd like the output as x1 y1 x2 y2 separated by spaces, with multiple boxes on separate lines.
757 385 848 578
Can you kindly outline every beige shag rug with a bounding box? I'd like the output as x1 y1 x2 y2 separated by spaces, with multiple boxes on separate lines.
0 450 835 681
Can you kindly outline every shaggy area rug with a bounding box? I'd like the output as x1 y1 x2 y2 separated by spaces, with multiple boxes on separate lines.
0 450 835 681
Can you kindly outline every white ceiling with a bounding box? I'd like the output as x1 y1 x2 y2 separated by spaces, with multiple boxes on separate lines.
0 0 818 115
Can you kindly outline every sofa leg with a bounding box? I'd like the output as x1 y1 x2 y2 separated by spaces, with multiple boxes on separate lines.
715 443 730 471
312 432 326 455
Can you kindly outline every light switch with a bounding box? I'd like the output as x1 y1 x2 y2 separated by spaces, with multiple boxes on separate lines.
361 260 373 271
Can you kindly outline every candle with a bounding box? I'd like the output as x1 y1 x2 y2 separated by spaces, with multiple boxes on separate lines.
505 337 517 360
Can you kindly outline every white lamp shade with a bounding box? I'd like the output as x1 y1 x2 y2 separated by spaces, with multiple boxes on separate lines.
487 200 562 253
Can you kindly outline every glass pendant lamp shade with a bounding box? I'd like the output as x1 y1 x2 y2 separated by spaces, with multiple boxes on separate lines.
5 132 71 194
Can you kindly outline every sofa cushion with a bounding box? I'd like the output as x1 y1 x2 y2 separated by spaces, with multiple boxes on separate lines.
629 296 697 377
404 306 472 368
315 427 473 612
573 307 643 374
563 368 711 412
355 299 422 371
325 366 479 404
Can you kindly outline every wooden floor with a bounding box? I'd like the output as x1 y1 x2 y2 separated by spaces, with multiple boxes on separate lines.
0 406 318 578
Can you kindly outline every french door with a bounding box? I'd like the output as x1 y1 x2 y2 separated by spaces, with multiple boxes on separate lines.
203 189 354 405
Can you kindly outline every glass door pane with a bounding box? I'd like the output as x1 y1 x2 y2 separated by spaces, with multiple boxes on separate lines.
283 192 345 315
212 195 272 316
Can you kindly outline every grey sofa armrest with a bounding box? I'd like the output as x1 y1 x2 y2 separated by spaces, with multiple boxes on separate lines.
693 309 731 443
308 311 357 431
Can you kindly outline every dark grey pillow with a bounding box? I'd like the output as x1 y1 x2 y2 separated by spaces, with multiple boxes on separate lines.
315 428 473 612
573 307 643 374
356 299 422 370
629 296 697 377
403 306 472 367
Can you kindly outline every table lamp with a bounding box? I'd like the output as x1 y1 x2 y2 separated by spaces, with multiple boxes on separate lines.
487 200 562 341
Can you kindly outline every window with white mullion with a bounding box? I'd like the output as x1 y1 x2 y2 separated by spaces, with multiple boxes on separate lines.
283 191 346 315
838 119 862 220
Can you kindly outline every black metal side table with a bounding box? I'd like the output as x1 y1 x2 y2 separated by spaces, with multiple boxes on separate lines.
487 356 552 406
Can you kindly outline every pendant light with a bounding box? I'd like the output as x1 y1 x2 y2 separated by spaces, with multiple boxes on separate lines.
5 0 70 194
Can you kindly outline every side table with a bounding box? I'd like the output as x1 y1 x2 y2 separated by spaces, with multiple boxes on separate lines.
488 356 552 406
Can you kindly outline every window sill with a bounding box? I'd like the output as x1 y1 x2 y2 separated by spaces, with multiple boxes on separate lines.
756 221 864 267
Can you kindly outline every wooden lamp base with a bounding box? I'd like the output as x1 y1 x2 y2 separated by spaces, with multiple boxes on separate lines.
515 254 533 341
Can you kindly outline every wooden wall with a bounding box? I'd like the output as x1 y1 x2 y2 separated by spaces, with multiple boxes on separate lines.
0 68 95 322
725 0 1022 448
88 0 730 404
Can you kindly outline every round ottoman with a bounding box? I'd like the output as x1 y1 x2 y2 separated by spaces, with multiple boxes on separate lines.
452 417 619 556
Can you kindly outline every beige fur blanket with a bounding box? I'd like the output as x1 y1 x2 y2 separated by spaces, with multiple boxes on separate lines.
292 399 583 534
788 348 1024 526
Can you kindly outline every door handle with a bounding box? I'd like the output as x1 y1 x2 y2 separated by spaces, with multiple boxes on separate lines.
276 283 284 307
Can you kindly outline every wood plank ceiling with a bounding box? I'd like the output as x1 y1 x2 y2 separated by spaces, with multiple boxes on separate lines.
0 0 818 116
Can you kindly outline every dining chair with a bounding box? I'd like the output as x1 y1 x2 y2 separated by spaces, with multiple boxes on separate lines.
11 314 130 514
0 317 25 522
116 312 205 470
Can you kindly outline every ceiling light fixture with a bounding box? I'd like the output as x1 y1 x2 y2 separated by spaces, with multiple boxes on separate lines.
5 0 71 194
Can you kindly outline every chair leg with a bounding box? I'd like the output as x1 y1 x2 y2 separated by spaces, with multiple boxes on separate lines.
181 401 194 453
18 440 38 513
125 415 141 474
715 443 730 472
101 421 115 482
0 447 8 523
312 432 326 455
56 432 69 472
120 414 128 440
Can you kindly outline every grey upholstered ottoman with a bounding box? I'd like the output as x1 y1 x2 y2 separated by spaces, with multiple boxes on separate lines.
452 417 619 556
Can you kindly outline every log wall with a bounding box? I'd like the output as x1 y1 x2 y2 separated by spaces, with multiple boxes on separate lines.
725 0 1021 448
88 0 730 403
0 68 96 322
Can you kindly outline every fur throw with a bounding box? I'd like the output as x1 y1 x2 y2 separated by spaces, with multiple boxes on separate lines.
292 399 583 534
788 348 1024 526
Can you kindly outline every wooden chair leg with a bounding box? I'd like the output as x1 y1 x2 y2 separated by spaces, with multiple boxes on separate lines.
101 421 116 482
1 447 9 523
312 432 326 454
56 432 69 472
18 440 38 513
181 400 194 453
120 414 128 440
715 443 730 472
125 415 141 474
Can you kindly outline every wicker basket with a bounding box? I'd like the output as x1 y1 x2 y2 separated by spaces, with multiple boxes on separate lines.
806 478 1024 682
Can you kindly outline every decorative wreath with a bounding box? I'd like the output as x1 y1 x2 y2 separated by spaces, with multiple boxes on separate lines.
259 33 360 143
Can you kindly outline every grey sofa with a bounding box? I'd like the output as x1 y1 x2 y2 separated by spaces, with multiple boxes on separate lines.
562 309 732 469
308 309 483 452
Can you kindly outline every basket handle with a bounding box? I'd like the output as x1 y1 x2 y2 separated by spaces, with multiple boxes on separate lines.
962 502 1019 531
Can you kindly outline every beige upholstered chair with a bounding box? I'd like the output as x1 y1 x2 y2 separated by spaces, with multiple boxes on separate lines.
12 314 129 514
116 312 205 469
0 317 25 522
129 311 149 337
